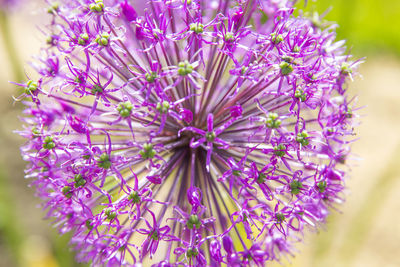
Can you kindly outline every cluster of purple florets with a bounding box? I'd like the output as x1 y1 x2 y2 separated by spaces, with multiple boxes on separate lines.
18 0 361 266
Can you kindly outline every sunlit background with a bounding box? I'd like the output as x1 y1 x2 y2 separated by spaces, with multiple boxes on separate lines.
0 1 399 266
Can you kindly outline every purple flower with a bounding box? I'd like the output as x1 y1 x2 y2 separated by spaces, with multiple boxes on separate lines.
17 0 362 266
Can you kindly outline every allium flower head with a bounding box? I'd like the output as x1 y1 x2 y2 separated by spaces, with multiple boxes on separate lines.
18 0 362 266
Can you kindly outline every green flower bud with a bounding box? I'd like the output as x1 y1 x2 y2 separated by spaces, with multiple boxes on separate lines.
293 45 300 53
32 127 41 137
145 71 158 83
282 56 294 63
85 219 93 230
345 107 353 118
294 88 307 102
265 113 281 129
47 3 60 14
232 170 241 177
90 0 104 13
104 208 117 220
40 167 49 179
97 153 111 169
78 33 89 45
241 66 248 75
43 136 56 150
224 32 235 42
257 173 266 184
46 36 55 45
62 186 72 198
290 180 303 195
296 131 309 146
186 247 199 258
150 231 159 240
317 181 327 193
91 84 103 94
117 101 133 118
279 61 293 76
128 191 141 204
95 32 110 46
275 213 285 223
189 23 204 34
74 76 83 84
139 143 156 160
156 101 170 114
25 80 38 94
74 174 83 182
205 131 216 142
243 213 248 222
178 60 193 76
273 144 286 157
186 214 201 229
340 62 352 75
74 174 86 188
270 32 283 44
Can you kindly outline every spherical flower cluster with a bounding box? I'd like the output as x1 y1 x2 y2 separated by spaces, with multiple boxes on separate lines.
18 0 361 266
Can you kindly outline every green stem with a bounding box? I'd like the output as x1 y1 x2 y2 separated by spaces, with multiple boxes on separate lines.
0 10 25 83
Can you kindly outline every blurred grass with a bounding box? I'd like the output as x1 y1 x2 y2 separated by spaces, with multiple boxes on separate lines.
296 0 400 56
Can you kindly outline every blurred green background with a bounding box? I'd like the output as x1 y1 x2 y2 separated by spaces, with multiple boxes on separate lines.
0 0 399 266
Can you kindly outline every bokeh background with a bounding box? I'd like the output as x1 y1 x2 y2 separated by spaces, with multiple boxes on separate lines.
0 1 399 266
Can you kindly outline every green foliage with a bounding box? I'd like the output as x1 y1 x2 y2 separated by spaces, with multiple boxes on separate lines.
295 0 400 56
